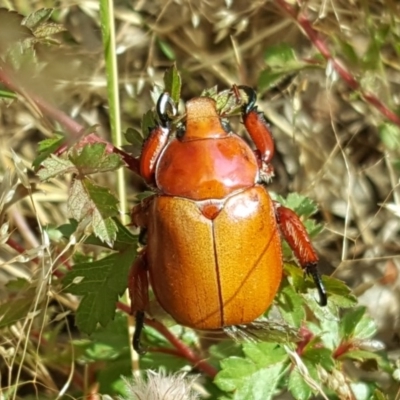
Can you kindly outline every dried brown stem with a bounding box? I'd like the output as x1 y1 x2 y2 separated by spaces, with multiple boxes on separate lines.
0 61 140 173
275 0 400 127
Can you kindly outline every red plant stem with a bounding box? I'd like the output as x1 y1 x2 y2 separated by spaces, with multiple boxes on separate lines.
116 302 218 377
275 0 400 127
0 61 140 173
6 237 66 278
149 347 185 357
333 341 353 359
145 318 218 378
117 301 131 314
0 61 83 137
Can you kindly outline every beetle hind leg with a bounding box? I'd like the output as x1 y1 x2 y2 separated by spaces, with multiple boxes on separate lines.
128 251 150 354
274 201 327 306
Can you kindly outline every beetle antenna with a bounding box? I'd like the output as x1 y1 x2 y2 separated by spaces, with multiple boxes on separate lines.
156 92 177 127
237 85 257 114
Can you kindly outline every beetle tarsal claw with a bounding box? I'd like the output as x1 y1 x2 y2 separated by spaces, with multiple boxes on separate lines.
236 85 257 113
156 92 177 127
305 264 328 306
133 311 147 355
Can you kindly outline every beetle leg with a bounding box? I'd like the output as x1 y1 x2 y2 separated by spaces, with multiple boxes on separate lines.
131 194 154 228
128 251 150 354
238 85 275 182
139 93 177 185
274 202 327 306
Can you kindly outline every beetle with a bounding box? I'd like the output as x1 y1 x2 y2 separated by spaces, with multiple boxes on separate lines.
129 86 327 354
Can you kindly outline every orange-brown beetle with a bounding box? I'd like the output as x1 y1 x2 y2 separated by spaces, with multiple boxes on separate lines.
129 86 327 353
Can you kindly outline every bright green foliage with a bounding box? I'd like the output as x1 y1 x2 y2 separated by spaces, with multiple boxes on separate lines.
275 192 318 218
63 246 136 334
276 281 306 328
163 64 181 104
38 142 124 244
157 38 176 60
22 8 53 30
32 133 65 169
68 178 119 244
215 343 288 400
62 221 137 337
141 109 157 138
69 143 123 175
38 143 123 179
37 155 76 180
258 44 311 91
124 127 144 150
288 367 313 400
379 122 400 150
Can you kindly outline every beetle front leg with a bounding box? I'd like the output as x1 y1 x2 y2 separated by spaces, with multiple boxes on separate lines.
128 250 150 354
274 202 327 306
139 93 176 185
238 85 275 182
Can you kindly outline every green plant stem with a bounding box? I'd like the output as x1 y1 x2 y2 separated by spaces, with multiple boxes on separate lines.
99 0 127 218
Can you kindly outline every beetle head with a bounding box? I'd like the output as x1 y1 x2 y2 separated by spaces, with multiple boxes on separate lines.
181 97 229 141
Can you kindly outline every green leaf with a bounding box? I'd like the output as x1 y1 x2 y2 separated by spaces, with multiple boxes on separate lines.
288 367 312 400
362 36 381 71
264 43 297 67
258 44 304 91
157 38 176 60
69 143 124 175
371 389 389 400
215 343 288 400
322 275 357 308
163 64 181 104
32 134 65 169
22 8 53 30
141 109 157 139
336 38 359 66
63 248 136 334
77 313 129 362
379 122 400 150
276 281 305 328
0 88 17 99
98 358 132 395
68 178 119 244
340 306 366 340
303 348 335 371
342 350 382 362
124 127 143 148
258 70 290 91
84 218 138 252
276 193 318 218
37 154 76 180
353 313 377 340
33 22 66 38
